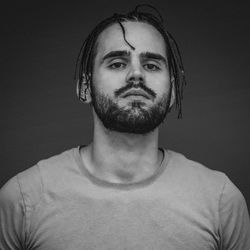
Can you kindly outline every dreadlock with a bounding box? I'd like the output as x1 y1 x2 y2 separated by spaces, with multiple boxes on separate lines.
74 4 186 118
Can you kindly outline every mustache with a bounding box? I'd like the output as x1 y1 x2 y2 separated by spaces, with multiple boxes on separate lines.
114 81 156 98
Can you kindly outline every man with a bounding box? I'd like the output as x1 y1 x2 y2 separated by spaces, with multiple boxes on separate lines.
1 5 249 249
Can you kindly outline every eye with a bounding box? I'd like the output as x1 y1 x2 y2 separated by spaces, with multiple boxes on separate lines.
108 62 126 70
143 63 160 71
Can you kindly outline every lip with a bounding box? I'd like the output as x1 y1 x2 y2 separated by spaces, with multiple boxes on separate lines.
121 89 151 99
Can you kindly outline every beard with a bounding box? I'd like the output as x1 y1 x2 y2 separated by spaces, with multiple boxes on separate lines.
90 84 172 134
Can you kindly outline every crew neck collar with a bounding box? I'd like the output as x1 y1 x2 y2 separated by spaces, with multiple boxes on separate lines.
74 145 170 190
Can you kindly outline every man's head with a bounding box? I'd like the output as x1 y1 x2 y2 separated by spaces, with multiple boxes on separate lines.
75 5 186 134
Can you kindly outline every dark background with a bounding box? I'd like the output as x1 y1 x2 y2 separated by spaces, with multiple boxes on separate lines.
1 1 249 208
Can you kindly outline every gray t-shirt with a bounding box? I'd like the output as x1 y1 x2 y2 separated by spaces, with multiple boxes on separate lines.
1 147 250 249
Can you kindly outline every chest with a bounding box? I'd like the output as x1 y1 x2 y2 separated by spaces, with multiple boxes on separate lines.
25 192 220 250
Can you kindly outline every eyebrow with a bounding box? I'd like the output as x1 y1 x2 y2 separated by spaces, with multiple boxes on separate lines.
102 50 131 62
101 50 167 65
140 52 167 65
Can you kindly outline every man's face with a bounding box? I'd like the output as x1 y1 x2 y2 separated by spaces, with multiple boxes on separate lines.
90 21 173 134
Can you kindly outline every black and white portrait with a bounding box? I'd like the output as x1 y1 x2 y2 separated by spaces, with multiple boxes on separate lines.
1 1 249 249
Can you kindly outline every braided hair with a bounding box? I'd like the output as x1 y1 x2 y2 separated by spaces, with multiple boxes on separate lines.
74 4 186 118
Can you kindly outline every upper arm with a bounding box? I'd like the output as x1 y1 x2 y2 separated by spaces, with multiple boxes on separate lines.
219 175 250 250
0 176 26 249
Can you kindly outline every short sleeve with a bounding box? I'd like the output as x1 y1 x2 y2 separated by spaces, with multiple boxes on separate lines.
0 176 26 249
219 175 250 250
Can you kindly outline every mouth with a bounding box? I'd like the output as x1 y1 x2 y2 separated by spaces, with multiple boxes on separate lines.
121 89 151 99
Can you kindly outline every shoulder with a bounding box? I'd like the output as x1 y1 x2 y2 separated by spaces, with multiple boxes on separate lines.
166 149 248 212
164 149 248 208
36 147 80 189
36 147 77 175
166 149 227 188
0 147 78 208
0 164 43 213
165 150 250 247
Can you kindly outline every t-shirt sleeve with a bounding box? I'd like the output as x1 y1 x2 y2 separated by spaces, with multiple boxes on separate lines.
219 175 250 250
0 176 26 249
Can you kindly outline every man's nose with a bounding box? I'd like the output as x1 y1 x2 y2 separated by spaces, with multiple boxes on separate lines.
126 62 145 85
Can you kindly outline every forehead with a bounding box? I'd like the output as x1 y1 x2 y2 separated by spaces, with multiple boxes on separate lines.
95 21 166 57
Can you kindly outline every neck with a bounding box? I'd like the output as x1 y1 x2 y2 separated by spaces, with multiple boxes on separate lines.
81 113 163 184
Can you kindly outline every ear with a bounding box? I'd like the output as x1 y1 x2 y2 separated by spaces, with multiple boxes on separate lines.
169 77 175 108
76 75 92 103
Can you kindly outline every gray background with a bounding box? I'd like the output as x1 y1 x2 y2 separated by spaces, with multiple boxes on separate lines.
1 1 249 208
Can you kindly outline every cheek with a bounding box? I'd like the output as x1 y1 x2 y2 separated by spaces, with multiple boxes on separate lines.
92 69 125 93
146 73 171 93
